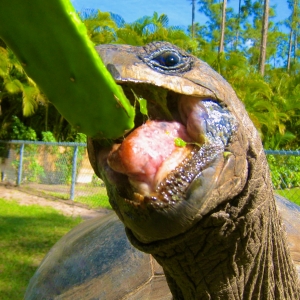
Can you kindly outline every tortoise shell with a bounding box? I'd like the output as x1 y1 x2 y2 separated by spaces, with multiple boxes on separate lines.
25 213 171 299
25 195 299 299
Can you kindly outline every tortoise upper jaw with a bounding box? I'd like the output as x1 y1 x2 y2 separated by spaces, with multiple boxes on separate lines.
95 43 220 100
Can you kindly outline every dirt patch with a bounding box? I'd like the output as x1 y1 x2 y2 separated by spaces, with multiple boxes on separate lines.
0 183 111 220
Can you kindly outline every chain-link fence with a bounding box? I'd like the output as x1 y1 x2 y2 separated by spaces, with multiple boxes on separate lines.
0 141 299 207
0 140 109 208
265 149 300 205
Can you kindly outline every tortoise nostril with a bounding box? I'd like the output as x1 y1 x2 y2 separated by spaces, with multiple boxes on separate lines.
106 63 121 80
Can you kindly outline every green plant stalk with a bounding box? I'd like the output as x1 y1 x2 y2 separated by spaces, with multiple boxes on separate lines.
0 0 135 139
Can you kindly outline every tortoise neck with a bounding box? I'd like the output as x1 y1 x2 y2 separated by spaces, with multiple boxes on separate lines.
127 180 300 299
153 197 299 299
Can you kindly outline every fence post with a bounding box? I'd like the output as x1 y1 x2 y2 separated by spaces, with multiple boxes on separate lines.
17 143 24 186
70 145 78 200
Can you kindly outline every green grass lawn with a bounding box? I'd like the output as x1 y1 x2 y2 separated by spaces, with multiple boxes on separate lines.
43 186 112 209
0 198 82 300
1 186 297 300
276 187 300 206
34 185 112 209
75 192 111 209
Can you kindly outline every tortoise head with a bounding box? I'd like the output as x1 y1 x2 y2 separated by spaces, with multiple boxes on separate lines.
88 42 261 243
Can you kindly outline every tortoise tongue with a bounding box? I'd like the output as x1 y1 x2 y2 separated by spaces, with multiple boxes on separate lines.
178 96 208 144
107 120 193 195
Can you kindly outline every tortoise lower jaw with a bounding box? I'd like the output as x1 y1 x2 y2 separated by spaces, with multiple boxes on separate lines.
88 91 238 213
105 98 237 206
122 143 224 209
88 122 245 243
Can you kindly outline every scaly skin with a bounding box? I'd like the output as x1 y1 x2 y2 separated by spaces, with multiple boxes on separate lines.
88 42 300 299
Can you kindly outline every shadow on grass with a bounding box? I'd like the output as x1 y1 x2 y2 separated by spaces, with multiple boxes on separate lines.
0 199 81 300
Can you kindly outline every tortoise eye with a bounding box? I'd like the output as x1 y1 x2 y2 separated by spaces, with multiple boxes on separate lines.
153 52 180 67
139 43 193 74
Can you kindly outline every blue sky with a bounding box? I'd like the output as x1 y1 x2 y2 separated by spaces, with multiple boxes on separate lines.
71 0 291 29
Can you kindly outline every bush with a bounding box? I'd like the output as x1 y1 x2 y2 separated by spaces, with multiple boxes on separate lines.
267 154 300 189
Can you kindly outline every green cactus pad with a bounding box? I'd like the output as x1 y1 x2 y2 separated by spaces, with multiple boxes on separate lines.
0 0 135 139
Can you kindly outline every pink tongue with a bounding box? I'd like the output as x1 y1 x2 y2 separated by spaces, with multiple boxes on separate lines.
107 120 192 194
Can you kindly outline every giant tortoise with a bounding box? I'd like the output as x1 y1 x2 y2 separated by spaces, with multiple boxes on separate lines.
25 42 300 299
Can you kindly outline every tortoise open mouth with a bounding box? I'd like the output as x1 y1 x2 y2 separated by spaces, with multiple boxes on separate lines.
92 82 237 209
86 42 249 242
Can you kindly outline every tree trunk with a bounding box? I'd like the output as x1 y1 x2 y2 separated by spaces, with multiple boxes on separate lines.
219 0 227 53
235 0 242 50
45 103 48 132
294 32 298 63
259 0 269 76
287 29 293 72
191 0 195 39
287 0 297 73
295 0 299 64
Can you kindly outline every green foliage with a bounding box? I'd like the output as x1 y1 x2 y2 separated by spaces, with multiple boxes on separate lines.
80 10 117 44
74 132 87 143
0 117 44 183
264 131 296 150
267 154 300 189
211 50 299 148
0 198 81 300
41 131 56 142
0 46 46 117
13 157 45 183
0 4 299 148
6 116 37 141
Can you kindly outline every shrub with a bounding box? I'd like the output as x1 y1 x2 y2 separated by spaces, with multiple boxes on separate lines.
267 154 300 189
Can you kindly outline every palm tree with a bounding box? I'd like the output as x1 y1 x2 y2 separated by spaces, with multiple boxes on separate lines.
115 12 196 52
286 0 300 73
258 0 269 76
235 0 242 49
187 0 196 39
79 9 117 44
219 0 227 53
0 45 46 117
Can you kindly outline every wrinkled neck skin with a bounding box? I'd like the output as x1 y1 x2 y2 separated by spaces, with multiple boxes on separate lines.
126 142 300 299
88 43 300 299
